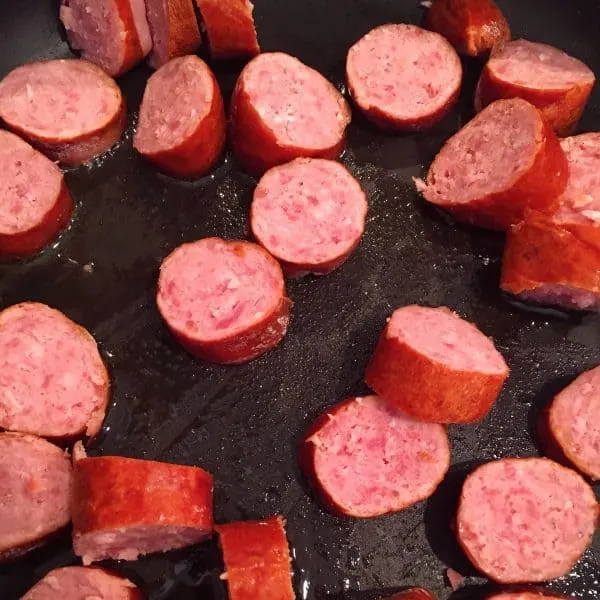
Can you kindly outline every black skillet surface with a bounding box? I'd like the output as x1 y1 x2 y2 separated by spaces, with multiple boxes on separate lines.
0 1 599 599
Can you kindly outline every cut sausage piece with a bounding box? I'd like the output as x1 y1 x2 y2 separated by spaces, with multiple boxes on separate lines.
145 0 202 68
415 98 568 230
426 0 510 57
0 59 126 167
215 516 294 600
383 590 436 600
250 158 368 276
346 24 462 131
487 592 566 600
456 457 598 583
475 40 596 136
157 237 291 364
300 396 451 517
365 306 509 424
0 433 72 560
134 55 225 178
193 0 260 59
22 566 141 600
501 211 600 311
230 52 351 175
60 0 152 77
538 365 600 480
72 456 213 564
0 130 73 259
0 302 110 439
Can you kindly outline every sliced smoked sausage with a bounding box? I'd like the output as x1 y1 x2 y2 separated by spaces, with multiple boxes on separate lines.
365 305 509 424
230 52 351 175
383 590 436 600
456 457 598 583
0 130 73 259
300 396 450 517
0 302 109 439
157 237 291 364
0 432 72 560
475 40 596 136
346 24 462 130
0 59 126 166
250 158 368 276
134 55 226 178
415 98 568 230
72 456 213 564
487 591 566 600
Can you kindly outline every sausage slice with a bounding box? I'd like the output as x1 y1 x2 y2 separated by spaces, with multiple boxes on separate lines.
300 396 450 517
215 516 294 600
476 40 596 136
250 158 368 276
456 458 598 583
487 592 566 600
383 590 436 600
22 566 141 600
365 305 509 424
72 456 213 564
415 98 568 230
426 0 510 57
0 130 73 259
157 238 291 364
193 0 260 59
230 52 351 175
60 0 152 77
0 303 110 439
134 55 226 178
346 24 462 130
0 59 126 167
0 433 72 560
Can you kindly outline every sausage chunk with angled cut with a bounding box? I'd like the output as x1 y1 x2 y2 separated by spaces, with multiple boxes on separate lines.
251 158 368 276
365 306 509 424
300 396 451 517
215 516 294 600
346 24 462 130
157 238 291 364
456 458 598 583
22 567 141 600
60 0 152 77
230 52 351 175
0 433 72 560
72 456 213 564
426 0 510 57
0 59 126 166
0 130 73 259
0 303 110 439
476 40 596 136
415 98 568 230
134 55 226 178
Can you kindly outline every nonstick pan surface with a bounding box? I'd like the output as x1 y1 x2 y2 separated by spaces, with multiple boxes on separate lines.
0 1 598 599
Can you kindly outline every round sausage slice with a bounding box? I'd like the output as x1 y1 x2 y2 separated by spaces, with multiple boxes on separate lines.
215 516 294 600
538 365 600 480
300 396 451 517
230 52 351 175
426 0 510 57
193 0 260 59
383 590 436 600
475 40 596 136
72 456 213 564
22 567 141 600
0 130 73 259
346 24 462 130
365 306 509 424
0 59 126 167
134 55 226 178
60 0 152 77
0 302 110 439
456 457 598 583
0 433 72 560
250 158 368 277
157 238 291 364
415 98 569 230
